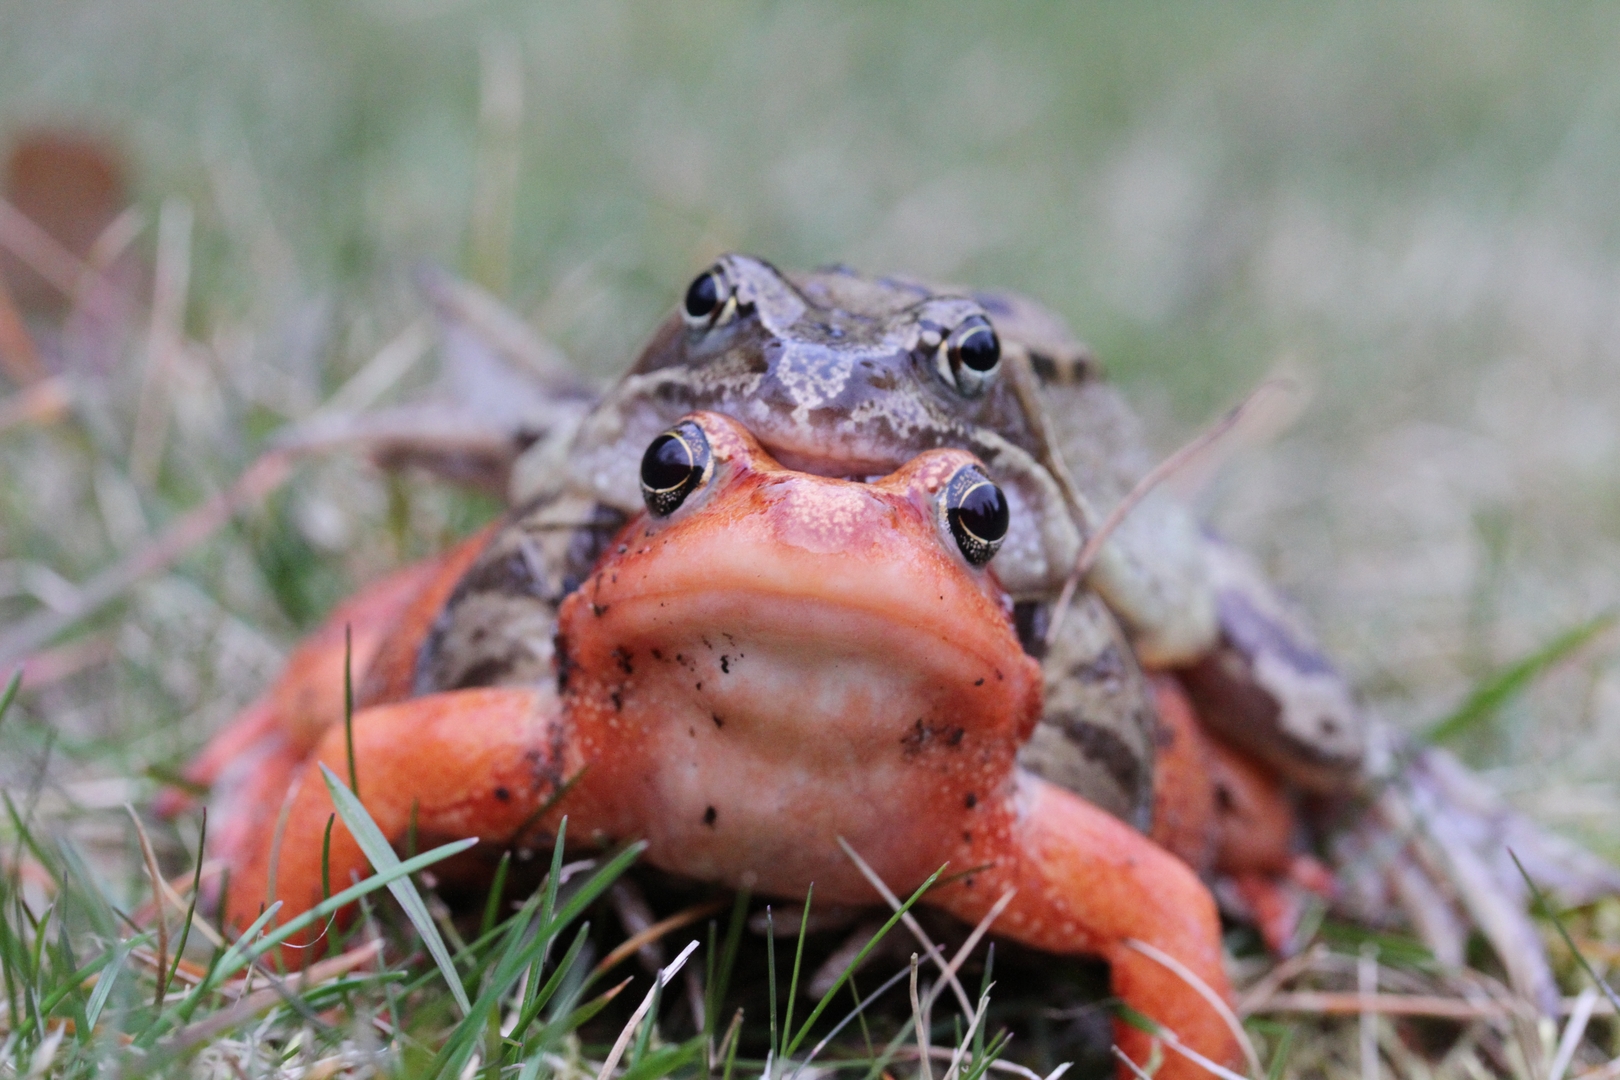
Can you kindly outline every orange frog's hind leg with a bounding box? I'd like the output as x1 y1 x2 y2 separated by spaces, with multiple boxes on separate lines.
158 530 497 867
1154 676 1331 955
225 686 594 963
934 774 1242 1080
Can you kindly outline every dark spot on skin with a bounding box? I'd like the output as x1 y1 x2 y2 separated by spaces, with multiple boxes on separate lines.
974 678 984 687
702 636 713 650
1072 644 1127 687
1215 783 1237 813
609 689 622 711
651 648 663 661
688 727 696 738
720 656 730 673
994 668 1003 680
712 713 724 728
703 806 717 827
613 648 633 676
1052 713 1145 797
451 658 519 691
947 727 965 747
964 792 977 809
592 603 608 617
695 681 703 691
962 831 972 844
495 787 511 802
553 634 573 693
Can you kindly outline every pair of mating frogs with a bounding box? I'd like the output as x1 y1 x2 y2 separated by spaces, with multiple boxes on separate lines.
170 256 1618 1079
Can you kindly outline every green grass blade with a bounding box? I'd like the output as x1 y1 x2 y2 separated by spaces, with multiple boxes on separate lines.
1427 610 1616 744
320 762 471 1015
783 865 944 1060
1511 850 1620 1015
149 835 478 1043
83 942 131 1031
780 885 811 1061
0 669 20 726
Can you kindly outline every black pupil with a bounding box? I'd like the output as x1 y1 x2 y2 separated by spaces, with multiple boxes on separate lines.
955 481 1009 543
956 319 1000 372
641 433 697 492
684 271 723 319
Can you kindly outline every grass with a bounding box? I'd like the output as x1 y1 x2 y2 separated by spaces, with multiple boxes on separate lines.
3 3 1620 1077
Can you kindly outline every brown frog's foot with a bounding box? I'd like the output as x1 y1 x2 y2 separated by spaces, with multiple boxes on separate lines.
1339 736 1620 1013
934 773 1243 1080
224 686 578 959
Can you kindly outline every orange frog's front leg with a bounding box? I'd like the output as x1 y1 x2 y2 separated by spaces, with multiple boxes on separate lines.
934 773 1240 1079
223 685 611 946
159 529 496 869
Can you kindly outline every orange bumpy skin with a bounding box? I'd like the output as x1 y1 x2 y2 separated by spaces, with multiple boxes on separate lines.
191 412 1240 1080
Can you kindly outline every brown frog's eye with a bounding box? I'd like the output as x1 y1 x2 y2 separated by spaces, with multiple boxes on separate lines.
682 265 734 328
931 314 1002 398
640 420 713 516
941 464 1009 567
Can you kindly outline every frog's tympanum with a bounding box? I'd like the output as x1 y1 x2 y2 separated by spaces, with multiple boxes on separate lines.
188 413 1241 1079
167 258 1620 1067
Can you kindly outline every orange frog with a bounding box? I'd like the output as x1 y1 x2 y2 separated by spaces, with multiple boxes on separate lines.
179 410 1243 1079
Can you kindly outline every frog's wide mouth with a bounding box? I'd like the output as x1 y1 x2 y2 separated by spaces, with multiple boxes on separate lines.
563 470 1034 710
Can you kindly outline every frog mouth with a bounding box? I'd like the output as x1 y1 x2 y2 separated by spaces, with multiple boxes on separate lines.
560 473 1038 746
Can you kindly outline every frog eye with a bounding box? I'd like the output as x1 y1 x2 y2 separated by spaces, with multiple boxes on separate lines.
682 265 736 328
940 464 1009 567
640 421 713 516
930 315 1001 398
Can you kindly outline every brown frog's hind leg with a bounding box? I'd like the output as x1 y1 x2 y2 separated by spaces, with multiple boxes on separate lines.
933 773 1241 1080
225 686 587 963
1180 540 1620 1010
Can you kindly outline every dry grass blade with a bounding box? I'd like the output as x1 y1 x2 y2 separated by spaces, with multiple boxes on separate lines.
125 805 171 1006
925 888 1015 1016
130 197 193 485
0 197 86 297
1044 378 1292 648
0 446 296 667
1358 946 1378 1080
1111 1046 1154 1080
837 837 974 1017
1251 991 1558 1019
910 955 933 1080
594 938 700 1080
1549 988 1599 1080
1124 937 1261 1078
590 898 728 980
165 939 383 1050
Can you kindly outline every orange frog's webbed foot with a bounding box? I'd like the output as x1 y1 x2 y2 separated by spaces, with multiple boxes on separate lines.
222 685 586 956
933 774 1243 1080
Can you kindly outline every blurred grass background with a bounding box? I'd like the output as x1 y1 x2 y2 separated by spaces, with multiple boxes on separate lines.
1 0 1618 962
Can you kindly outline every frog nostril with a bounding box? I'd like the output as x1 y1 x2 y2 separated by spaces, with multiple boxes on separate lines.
682 266 727 325
640 421 713 516
942 464 1009 567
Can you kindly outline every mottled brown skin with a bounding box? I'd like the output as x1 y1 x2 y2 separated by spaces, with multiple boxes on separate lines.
187 413 1241 1080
